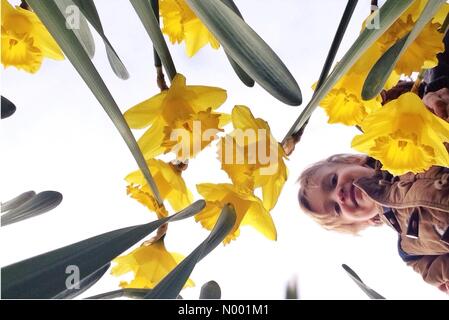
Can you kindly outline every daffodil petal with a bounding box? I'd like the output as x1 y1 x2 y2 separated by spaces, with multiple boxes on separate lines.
137 121 166 159
241 202 277 241
124 92 167 129
188 86 227 112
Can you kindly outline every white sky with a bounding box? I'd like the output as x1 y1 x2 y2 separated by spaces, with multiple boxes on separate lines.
1 0 448 300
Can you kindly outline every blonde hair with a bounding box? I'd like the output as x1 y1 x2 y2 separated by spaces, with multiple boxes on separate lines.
297 154 376 235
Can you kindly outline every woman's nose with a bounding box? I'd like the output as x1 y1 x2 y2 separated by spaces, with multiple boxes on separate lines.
337 186 345 204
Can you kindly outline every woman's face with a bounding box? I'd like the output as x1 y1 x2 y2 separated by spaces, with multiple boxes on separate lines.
305 162 379 224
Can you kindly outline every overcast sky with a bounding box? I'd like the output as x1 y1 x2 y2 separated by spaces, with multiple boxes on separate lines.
1 0 448 299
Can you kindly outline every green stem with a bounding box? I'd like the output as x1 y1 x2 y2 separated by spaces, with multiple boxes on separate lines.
281 0 358 149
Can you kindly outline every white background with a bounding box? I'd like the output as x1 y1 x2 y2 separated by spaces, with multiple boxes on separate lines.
1 0 448 299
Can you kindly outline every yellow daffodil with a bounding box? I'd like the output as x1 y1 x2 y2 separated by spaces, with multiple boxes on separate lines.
352 92 449 175
124 74 228 161
317 1 448 126
217 106 287 211
126 159 193 216
1 0 64 73
376 14 445 76
196 183 277 244
317 43 399 126
317 73 385 126
159 0 220 57
111 238 194 289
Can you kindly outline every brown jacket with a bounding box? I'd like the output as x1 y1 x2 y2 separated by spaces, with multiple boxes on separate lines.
354 165 449 290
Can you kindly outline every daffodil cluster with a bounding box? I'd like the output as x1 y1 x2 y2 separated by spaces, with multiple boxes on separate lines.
316 1 449 174
1 0 64 73
317 0 448 126
115 76 286 287
123 73 228 215
195 105 286 244
114 72 231 289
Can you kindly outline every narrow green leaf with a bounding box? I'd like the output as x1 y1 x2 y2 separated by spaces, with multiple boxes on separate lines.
199 280 221 299
54 0 95 59
1 200 205 299
283 0 413 138
316 0 358 92
282 0 358 144
220 0 254 87
26 0 162 205
1 191 63 227
1 96 16 119
285 277 299 299
1 191 36 212
186 0 301 106
85 288 151 299
53 263 111 299
129 0 177 81
150 0 162 68
362 0 446 100
71 0 129 79
145 204 236 299
342 264 385 299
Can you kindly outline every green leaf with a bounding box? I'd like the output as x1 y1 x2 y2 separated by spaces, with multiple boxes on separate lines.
129 0 177 81
54 0 95 59
85 288 151 299
53 263 111 299
199 280 221 299
71 0 129 79
145 204 236 299
362 0 447 100
342 264 385 299
282 0 358 143
26 0 162 205
315 0 358 92
1 191 36 212
1 200 205 299
1 191 63 227
219 0 254 87
283 0 413 138
186 0 301 106
285 276 299 299
1 96 16 119
150 0 162 68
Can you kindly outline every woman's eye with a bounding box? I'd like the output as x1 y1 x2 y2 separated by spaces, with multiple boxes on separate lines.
331 174 338 189
334 203 341 216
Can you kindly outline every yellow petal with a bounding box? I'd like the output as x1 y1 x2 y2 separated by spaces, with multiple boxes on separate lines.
184 18 220 57
431 2 449 25
112 239 194 289
30 20 64 60
188 86 227 112
124 92 167 129
137 121 166 160
241 201 277 241
1 0 15 22
231 105 266 130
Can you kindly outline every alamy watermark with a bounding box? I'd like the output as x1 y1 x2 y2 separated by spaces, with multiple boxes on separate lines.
65 5 81 30
65 265 80 290
366 4 380 30
169 121 280 175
